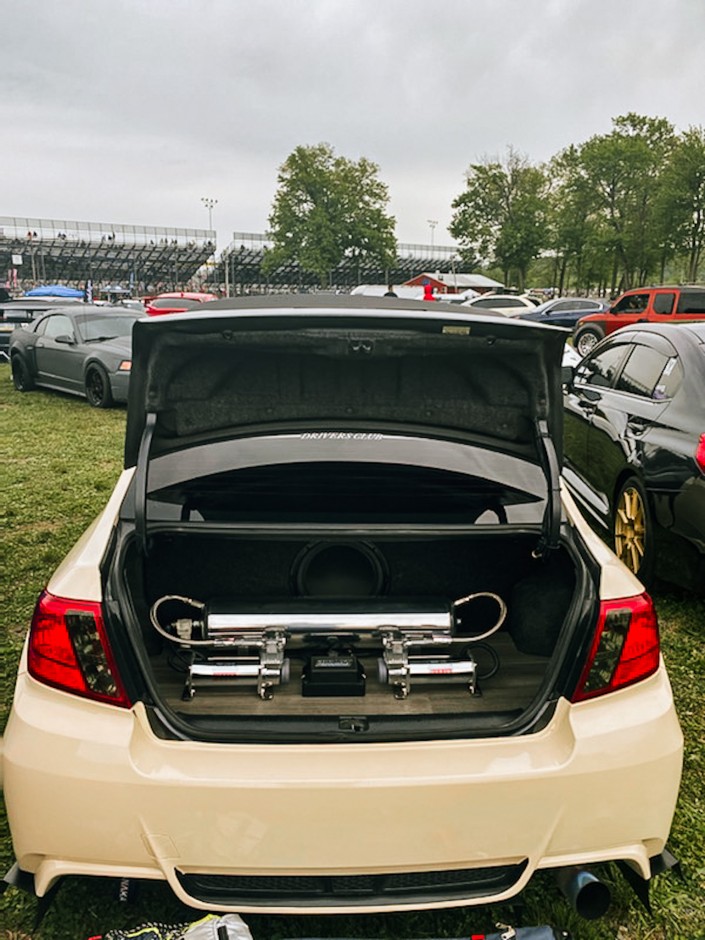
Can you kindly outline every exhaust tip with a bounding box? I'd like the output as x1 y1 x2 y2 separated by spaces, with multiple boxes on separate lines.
556 866 611 920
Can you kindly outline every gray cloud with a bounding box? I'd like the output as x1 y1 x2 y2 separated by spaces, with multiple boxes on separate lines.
2 0 704 249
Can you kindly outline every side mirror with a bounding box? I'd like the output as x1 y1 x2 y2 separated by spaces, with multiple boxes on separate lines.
55 334 75 345
561 364 575 387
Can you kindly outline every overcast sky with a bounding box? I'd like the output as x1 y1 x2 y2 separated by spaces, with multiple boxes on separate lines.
3 0 704 251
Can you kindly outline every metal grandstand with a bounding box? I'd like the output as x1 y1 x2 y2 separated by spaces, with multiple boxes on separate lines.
0 216 216 293
2 217 465 295
214 232 462 293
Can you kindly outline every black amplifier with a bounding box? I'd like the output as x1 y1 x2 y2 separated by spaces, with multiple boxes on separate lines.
301 653 366 697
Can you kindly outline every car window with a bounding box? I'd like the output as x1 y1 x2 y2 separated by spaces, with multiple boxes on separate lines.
653 356 683 400
676 290 705 314
576 343 630 388
472 298 504 308
653 293 675 315
43 315 75 340
612 292 650 314
149 297 200 309
614 345 675 398
77 314 140 340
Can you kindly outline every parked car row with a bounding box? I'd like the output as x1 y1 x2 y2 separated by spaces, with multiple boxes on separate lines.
0 295 684 923
5 288 705 596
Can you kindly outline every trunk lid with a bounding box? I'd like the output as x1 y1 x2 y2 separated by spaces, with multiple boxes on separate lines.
124 296 567 549
126 296 566 459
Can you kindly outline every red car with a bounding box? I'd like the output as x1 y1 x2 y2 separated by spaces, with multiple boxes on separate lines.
574 285 705 356
145 291 218 316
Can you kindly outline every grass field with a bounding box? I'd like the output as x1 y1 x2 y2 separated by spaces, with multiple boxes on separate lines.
0 364 703 940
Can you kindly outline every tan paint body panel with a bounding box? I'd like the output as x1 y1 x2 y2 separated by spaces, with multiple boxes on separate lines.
1 661 682 913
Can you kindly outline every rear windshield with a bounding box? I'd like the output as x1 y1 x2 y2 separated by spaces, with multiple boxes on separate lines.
134 434 547 526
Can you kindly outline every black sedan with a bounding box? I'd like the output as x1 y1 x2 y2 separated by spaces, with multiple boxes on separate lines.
517 296 610 328
562 321 705 592
9 305 143 407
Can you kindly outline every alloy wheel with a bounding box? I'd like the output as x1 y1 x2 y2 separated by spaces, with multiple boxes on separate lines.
614 484 647 575
576 329 601 357
85 366 112 407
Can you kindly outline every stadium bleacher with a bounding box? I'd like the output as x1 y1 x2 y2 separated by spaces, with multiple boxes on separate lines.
217 233 462 293
0 216 215 295
1 217 463 296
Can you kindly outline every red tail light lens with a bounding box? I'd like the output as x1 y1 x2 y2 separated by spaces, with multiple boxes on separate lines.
571 592 660 702
27 591 131 707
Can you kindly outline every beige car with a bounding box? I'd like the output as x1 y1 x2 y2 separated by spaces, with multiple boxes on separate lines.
0 296 683 922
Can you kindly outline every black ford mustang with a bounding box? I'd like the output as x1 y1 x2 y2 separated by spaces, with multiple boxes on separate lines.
563 321 705 592
9 304 143 407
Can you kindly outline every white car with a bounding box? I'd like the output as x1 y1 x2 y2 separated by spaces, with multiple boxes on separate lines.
462 294 538 316
0 297 682 922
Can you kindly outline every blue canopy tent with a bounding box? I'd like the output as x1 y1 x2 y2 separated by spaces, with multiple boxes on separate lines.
24 284 85 299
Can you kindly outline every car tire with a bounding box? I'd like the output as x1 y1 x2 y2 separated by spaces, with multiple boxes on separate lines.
613 476 655 586
84 364 114 408
574 326 604 357
11 355 35 392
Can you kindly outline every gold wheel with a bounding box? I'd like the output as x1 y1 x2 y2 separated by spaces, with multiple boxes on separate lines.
614 483 647 575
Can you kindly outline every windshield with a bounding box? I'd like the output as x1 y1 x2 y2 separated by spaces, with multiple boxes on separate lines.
77 314 141 341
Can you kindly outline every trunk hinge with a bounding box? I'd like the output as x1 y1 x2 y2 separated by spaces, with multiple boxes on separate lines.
135 412 157 556
533 418 561 560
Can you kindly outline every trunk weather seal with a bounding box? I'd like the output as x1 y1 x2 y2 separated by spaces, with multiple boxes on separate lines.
135 411 157 555
534 418 561 558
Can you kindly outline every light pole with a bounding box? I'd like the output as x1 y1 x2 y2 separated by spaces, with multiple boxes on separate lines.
427 219 438 249
201 197 218 232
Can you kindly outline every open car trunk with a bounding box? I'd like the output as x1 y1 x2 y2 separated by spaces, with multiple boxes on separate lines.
108 452 591 743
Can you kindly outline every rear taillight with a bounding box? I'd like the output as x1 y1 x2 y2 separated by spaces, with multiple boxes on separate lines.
27 591 131 707
571 592 660 702
695 433 705 474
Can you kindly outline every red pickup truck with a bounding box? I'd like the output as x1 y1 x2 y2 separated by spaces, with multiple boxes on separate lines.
574 285 705 356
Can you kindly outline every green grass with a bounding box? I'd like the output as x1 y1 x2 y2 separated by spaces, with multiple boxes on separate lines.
0 364 703 940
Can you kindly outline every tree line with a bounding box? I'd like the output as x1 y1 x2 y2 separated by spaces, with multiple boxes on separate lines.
264 115 705 294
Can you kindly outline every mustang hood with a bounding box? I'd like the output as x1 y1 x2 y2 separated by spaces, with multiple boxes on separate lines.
124 296 567 470
96 334 132 356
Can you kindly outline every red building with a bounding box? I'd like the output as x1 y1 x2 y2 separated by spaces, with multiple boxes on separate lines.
404 272 503 295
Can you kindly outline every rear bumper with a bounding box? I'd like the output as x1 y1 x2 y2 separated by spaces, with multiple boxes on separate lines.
1 665 683 914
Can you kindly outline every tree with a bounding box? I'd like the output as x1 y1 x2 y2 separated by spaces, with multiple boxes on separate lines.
546 145 606 294
656 126 705 282
449 148 548 290
570 114 676 291
263 144 396 287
